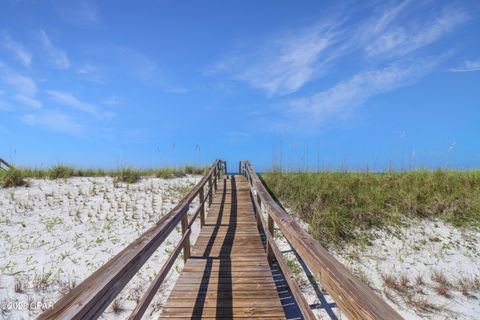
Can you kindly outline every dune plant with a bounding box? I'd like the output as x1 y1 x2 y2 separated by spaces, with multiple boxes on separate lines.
114 168 141 184
261 170 480 247
0 169 26 188
48 166 75 179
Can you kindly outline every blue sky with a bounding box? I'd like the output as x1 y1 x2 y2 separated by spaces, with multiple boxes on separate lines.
0 0 479 171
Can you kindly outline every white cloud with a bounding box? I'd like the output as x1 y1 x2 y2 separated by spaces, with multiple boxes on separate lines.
1 70 38 96
102 95 121 106
1 33 32 67
46 90 101 118
54 0 100 26
21 110 84 135
38 30 70 69
208 2 468 99
13 94 42 109
0 99 11 111
77 63 97 75
82 44 162 85
209 20 344 96
365 5 468 59
449 59 480 72
289 59 439 122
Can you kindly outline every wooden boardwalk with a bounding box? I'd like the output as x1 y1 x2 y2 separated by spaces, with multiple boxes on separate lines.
159 175 286 319
39 160 402 320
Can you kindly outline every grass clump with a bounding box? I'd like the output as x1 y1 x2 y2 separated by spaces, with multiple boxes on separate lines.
48 166 75 179
261 170 480 247
114 168 141 184
154 168 186 179
0 169 27 188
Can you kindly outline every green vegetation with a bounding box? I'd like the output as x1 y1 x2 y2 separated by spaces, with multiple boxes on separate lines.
1 165 208 186
114 168 142 184
0 169 27 188
6 165 208 183
48 166 75 179
261 170 480 247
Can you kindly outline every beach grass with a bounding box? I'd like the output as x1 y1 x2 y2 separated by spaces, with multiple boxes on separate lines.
1 165 208 187
261 170 480 247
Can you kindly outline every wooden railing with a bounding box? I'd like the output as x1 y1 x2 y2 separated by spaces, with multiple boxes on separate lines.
0 158 13 171
240 161 403 320
39 160 226 320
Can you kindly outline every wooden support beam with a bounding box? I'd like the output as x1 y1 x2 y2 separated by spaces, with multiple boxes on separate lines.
266 215 275 264
199 187 205 227
129 229 191 320
181 212 190 262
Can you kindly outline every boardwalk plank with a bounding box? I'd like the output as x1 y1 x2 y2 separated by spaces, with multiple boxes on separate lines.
159 176 285 319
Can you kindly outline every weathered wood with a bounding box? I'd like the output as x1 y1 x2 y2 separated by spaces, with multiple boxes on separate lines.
160 176 285 319
38 160 221 320
181 214 191 262
266 215 275 264
160 306 285 318
244 161 403 320
128 229 191 320
0 158 13 170
199 187 206 227
250 188 316 320
208 176 213 207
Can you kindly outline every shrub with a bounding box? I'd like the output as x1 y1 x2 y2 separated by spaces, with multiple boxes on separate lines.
155 168 185 179
0 169 27 188
48 166 75 179
114 168 141 184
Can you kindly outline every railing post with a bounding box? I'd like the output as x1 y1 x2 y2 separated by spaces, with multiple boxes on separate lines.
208 176 213 207
223 161 227 176
256 193 262 230
214 166 218 191
199 187 205 227
180 211 190 262
238 161 242 175
266 214 275 264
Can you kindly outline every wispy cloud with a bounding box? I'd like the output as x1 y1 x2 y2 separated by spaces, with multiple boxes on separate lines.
0 61 38 96
1 32 32 67
81 44 162 86
208 1 470 132
449 59 480 72
209 1 468 101
102 95 120 106
46 90 106 118
54 0 100 27
364 5 468 59
208 18 346 96
38 30 70 69
21 110 84 135
13 94 42 109
289 58 440 123
76 63 105 83
0 99 11 111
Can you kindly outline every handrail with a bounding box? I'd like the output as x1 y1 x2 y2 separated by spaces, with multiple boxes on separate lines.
241 160 403 320
0 158 13 171
39 159 226 320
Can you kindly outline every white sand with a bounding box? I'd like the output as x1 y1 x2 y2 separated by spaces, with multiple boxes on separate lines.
274 212 480 320
0 176 202 319
330 219 480 319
